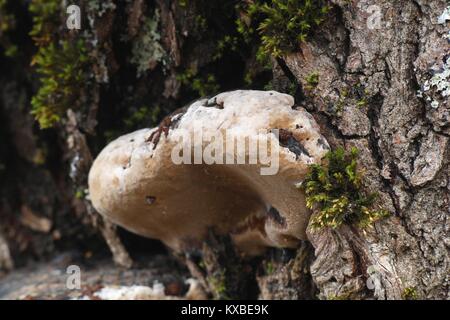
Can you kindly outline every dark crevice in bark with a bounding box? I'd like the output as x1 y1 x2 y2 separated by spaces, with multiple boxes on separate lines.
409 0 423 18
331 4 351 75
345 227 372 297
366 94 403 215
275 57 305 103
384 59 392 87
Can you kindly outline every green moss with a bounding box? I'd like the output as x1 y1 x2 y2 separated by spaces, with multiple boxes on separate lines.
4 44 17 57
0 0 14 34
130 9 167 77
263 81 275 91
195 14 208 32
287 82 298 96
177 68 219 97
356 98 368 108
244 72 253 85
265 261 275 275
104 130 121 143
124 105 161 129
29 0 60 43
0 0 18 57
75 189 85 200
327 292 351 300
356 88 370 108
31 39 89 129
29 0 91 129
333 86 369 115
302 147 390 230
213 35 240 61
402 287 418 300
207 271 230 300
334 88 349 113
32 148 46 165
305 71 319 90
238 0 330 59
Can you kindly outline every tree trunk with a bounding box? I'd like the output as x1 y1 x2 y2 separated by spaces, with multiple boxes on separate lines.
276 0 449 300
0 0 448 299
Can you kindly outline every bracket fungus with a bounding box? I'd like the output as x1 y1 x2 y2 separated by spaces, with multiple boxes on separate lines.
88 90 329 255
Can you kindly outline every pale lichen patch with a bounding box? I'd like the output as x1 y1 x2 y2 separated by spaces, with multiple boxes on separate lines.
437 6 450 25
417 57 450 109
130 9 167 77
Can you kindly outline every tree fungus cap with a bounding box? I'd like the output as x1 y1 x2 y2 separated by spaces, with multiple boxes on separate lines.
88 90 329 255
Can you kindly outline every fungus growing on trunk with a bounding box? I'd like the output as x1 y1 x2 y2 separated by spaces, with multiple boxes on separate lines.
88 90 329 255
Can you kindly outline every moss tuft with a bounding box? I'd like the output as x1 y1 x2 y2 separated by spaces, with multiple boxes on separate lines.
207 271 230 300
31 39 89 129
302 147 390 230
327 292 351 300
29 0 60 44
402 287 418 300
0 0 18 57
75 188 85 200
0 0 14 33
238 0 330 59
177 68 219 97
29 0 91 129
124 105 161 130
178 0 188 8
265 261 275 275
305 71 319 90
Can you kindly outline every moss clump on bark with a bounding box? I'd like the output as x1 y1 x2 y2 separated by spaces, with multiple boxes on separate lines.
302 147 390 230
0 0 14 32
207 271 230 300
29 0 90 129
402 287 418 300
327 292 351 300
237 0 330 59
0 0 18 57
177 68 219 97
30 39 89 129
305 71 319 90
123 105 161 131
29 0 60 42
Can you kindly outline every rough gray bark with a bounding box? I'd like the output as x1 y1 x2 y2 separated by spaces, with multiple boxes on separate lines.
269 0 449 299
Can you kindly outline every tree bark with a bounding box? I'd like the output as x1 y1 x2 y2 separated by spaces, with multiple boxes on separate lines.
274 0 449 299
